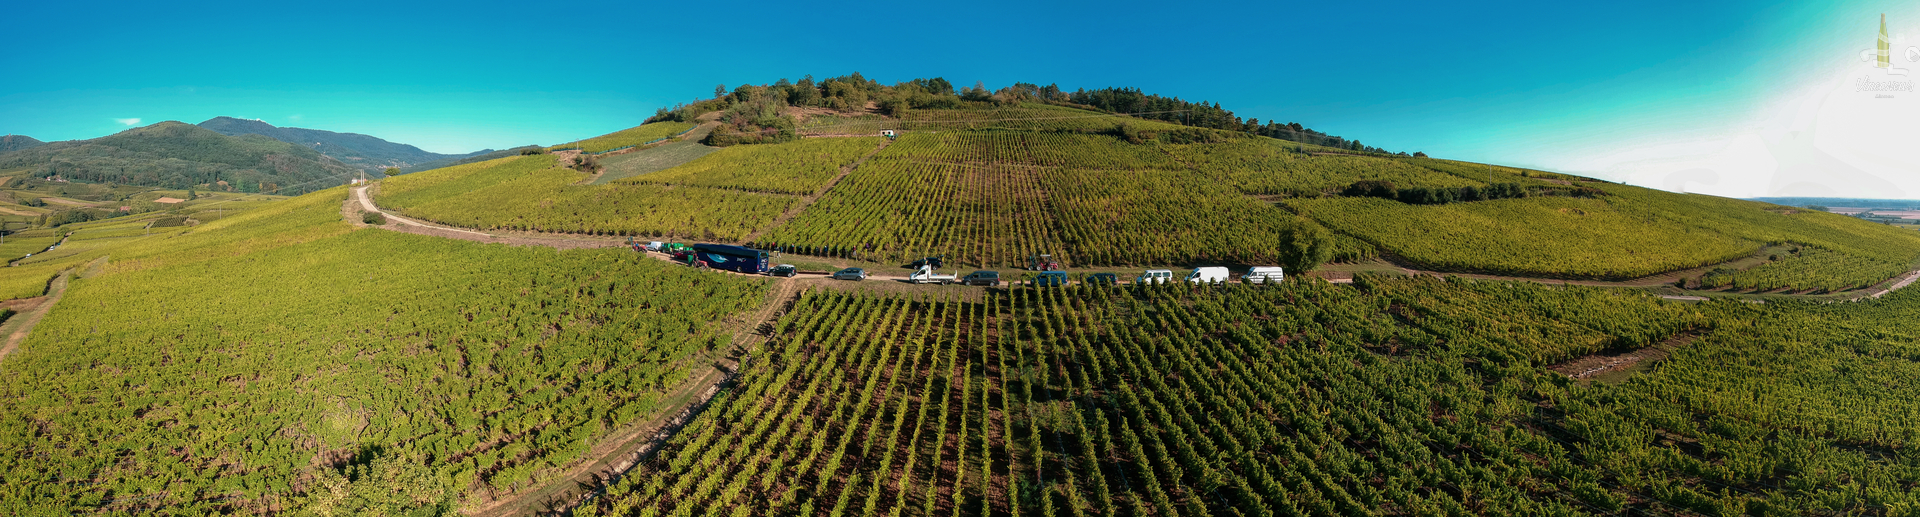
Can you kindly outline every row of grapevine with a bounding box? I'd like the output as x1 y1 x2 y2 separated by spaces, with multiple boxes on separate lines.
1161 138 1483 197
582 275 1919 516
796 105 1191 136
0 192 772 513
756 132 1324 268
1295 195 1761 280
377 155 800 240
621 137 881 195
1697 245 1908 292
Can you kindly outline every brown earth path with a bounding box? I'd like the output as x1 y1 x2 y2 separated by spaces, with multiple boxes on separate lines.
0 271 69 366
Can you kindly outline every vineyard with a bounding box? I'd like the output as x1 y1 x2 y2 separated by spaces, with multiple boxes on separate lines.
1293 196 1762 280
553 122 698 154
0 189 774 514
622 137 882 195
1697 245 1910 292
754 132 1324 268
376 155 800 240
581 277 1919 516
1160 139 1483 197
798 105 1190 135
1298 178 1920 284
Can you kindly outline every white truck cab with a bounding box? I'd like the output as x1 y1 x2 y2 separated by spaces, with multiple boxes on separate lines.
1244 266 1285 284
1186 267 1230 284
1137 269 1174 284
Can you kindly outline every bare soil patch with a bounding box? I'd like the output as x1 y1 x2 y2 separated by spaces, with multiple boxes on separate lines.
153 197 186 204
1549 332 1700 385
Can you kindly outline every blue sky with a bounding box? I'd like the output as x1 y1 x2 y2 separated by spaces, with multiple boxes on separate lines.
4 0 1914 196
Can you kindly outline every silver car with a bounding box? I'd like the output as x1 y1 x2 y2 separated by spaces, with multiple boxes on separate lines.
831 267 867 281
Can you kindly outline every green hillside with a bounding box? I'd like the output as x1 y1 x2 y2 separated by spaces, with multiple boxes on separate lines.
5 75 1920 516
381 82 1920 291
198 116 497 174
0 135 42 153
0 189 771 512
551 121 698 154
0 122 358 195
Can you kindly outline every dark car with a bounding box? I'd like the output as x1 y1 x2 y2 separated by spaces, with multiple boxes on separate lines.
769 264 798 277
831 267 868 281
1085 273 1119 286
961 270 1001 286
1032 271 1070 287
905 255 945 269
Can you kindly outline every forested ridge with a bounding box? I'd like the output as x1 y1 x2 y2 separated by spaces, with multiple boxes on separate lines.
0 122 356 195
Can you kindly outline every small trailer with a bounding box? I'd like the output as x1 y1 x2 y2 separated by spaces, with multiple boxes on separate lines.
908 264 957 284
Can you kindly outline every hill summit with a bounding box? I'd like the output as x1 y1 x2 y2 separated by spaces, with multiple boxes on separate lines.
0 121 357 194
198 116 495 174
0 134 43 153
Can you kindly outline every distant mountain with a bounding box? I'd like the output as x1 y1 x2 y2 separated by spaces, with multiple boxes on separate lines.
0 121 357 195
0 135 44 153
198 116 494 174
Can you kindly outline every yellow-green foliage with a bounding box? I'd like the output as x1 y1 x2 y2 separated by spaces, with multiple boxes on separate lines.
380 155 797 240
1701 246 1907 292
0 188 770 512
759 132 1313 267
1162 138 1482 196
622 137 880 195
1296 195 1760 279
554 121 697 153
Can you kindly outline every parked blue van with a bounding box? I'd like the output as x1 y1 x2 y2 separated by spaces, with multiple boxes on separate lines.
1032 271 1071 287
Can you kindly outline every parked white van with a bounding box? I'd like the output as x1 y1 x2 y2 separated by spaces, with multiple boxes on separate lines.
1244 266 1285 284
1186 267 1230 284
1137 269 1174 284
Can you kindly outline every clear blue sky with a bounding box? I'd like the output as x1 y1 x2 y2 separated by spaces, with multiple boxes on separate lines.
3 0 1912 195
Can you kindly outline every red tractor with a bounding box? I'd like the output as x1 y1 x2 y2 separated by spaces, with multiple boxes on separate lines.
1027 254 1061 271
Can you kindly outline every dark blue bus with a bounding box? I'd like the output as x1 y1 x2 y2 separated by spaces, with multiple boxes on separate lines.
691 244 770 274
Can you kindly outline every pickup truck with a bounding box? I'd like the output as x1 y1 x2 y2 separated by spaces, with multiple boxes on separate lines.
908 264 957 284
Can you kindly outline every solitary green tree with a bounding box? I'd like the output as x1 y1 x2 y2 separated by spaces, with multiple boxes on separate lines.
383 167 401 177
1278 220 1335 276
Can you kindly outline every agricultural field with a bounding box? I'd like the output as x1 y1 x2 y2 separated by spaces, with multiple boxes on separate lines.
582 278 1920 516
622 137 882 195
376 155 800 240
1161 138 1483 197
1298 178 1920 284
0 189 774 513
1696 246 1908 292
756 132 1320 268
1293 196 1761 280
553 121 698 154
594 140 721 185
797 105 1189 136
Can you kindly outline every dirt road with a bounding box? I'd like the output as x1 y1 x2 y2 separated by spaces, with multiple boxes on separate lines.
0 271 68 366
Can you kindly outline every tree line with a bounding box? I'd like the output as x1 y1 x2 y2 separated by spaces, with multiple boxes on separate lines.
644 73 1407 154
